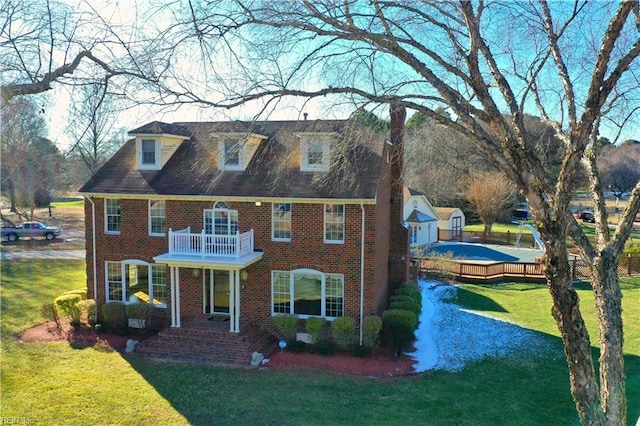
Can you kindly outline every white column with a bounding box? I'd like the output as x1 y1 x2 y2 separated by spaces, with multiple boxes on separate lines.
229 270 236 332
234 269 241 333
175 268 181 328
170 267 177 327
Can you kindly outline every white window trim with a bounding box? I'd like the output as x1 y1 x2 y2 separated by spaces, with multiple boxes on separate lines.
300 138 331 172
137 138 161 170
148 200 166 236
323 203 344 244
272 202 292 242
105 260 168 308
218 138 247 171
270 269 344 319
104 198 121 235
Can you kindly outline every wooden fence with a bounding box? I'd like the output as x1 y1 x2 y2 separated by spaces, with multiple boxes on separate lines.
412 254 640 284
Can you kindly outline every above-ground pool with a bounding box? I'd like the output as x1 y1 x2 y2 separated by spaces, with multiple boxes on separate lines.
415 242 544 263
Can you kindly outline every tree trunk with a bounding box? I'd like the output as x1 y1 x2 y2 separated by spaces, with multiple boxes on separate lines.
592 251 626 425
543 233 605 425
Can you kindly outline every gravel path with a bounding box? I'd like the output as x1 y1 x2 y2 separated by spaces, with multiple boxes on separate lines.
411 280 560 372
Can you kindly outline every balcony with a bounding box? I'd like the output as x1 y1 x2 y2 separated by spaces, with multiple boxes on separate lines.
154 227 263 269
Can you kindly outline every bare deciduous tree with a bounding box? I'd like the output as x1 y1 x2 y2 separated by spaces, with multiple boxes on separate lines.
598 143 640 197
65 84 126 180
463 171 516 238
160 2 640 423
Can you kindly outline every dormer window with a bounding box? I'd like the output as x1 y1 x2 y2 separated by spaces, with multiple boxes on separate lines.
219 138 245 171
142 139 156 165
137 138 160 170
300 137 332 172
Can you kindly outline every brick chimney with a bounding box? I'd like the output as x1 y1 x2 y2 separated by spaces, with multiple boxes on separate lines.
388 104 409 289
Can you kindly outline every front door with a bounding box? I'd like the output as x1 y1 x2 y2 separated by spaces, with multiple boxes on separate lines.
203 269 230 315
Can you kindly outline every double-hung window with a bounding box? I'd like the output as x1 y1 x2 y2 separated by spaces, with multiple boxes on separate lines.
149 200 166 236
141 139 156 165
271 270 344 318
272 203 291 241
324 204 344 243
220 139 245 170
105 261 168 307
105 199 121 234
301 138 331 171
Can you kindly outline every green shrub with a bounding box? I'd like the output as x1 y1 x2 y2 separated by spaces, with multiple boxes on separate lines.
332 317 356 351
273 314 298 341
389 299 421 317
62 288 87 300
315 341 335 355
624 239 640 256
382 309 418 357
102 302 126 331
305 316 326 345
352 345 370 357
77 299 97 326
54 293 83 325
40 302 61 329
125 303 155 330
287 340 306 352
395 284 422 304
362 315 382 350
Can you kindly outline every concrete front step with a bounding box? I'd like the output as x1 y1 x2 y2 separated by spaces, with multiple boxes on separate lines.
134 317 278 367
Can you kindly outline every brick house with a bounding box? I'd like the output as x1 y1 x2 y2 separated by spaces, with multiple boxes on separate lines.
79 107 409 343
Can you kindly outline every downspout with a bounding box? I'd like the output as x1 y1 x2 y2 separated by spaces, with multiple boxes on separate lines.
359 202 365 346
87 197 97 302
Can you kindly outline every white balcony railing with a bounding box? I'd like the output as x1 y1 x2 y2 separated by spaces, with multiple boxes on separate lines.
168 227 255 258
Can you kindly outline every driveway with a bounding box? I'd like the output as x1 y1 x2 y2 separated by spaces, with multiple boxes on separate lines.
0 249 85 260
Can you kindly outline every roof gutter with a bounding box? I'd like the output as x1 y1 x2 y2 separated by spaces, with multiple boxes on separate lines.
86 197 97 303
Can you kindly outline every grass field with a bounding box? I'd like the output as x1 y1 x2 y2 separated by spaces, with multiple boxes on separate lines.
1 260 638 425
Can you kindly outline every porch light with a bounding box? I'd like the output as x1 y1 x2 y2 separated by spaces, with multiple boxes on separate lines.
240 269 248 281
192 268 201 278
254 201 262 206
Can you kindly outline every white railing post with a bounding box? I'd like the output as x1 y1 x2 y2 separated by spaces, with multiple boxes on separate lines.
168 228 174 253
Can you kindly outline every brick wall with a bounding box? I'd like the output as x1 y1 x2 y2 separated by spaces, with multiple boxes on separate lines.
85 196 391 333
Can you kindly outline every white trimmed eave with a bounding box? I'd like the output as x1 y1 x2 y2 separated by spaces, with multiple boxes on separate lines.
128 132 190 141
78 192 378 205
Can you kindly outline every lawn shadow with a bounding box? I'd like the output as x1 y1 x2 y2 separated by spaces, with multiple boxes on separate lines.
455 287 508 312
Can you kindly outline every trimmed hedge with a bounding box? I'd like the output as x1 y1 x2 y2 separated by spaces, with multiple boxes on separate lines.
102 302 126 331
389 299 421 317
362 315 382 350
77 299 97 326
305 316 326 345
274 314 297 341
382 309 418 357
125 303 155 330
54 293 83 324
394 285 422 304
332 316 356 350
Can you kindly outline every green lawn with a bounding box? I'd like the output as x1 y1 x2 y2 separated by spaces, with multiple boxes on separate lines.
1 260 638 425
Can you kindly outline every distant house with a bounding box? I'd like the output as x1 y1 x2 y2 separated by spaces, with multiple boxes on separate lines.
434 207 466 241
78 109 409 340
403 188 438 246
403 188 466 244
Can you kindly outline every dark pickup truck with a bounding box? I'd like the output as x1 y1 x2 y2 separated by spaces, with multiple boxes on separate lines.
1 221 62 241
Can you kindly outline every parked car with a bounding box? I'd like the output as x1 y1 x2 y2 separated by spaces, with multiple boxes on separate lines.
579 211 596 223
1 221 62 241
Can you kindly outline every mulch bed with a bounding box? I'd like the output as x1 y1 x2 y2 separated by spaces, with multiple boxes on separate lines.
17 320 418 377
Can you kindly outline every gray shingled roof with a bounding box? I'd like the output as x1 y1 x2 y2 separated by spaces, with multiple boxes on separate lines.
79 119 387 200
407 210 437 223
